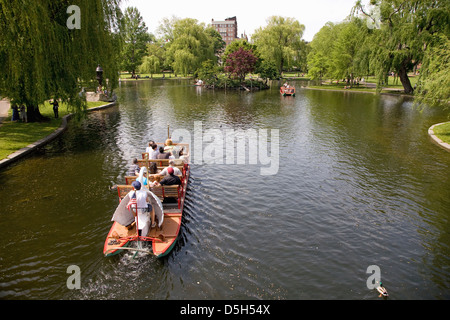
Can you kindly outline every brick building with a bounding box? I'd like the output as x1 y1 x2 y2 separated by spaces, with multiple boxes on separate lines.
211 16 245 46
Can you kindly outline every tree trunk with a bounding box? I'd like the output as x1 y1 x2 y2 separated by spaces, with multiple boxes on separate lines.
398 64 414 94
279 57 284 79
26 105 46 122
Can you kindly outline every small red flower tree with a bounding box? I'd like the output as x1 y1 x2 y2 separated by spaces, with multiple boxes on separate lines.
224 47 258 83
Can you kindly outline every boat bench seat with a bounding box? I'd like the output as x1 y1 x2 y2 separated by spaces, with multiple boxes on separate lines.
138 158 185 167
125 175 182 185
117 185 181 202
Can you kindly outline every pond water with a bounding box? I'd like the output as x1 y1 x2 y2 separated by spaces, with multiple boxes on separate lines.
0 79 449 300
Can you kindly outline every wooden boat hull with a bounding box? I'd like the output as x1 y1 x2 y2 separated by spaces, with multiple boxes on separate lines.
103 221 133 257
103 162 190 258
153 163 190 257
103 216 181 257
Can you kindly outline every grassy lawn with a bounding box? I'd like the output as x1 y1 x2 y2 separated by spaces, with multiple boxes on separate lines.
363 75 419 89
433 122 450 144
308 83 378 92
282 72 310 80
306 75 419 94
0 101 109 160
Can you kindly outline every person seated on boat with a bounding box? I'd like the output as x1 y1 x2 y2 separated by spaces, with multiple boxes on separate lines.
141 163 159 188
145 176 159 189
128 158 140 176
179 147 189 163
158 159 182 176
157 167 181 186
149 144 159 159
145 141 155 154
164 138 176 154
142 170 160 188
157 146 170 159
149 162 158 174
129 181 156 235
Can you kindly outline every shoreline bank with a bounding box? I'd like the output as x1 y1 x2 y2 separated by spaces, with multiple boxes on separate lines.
428 122 450 152
299 85 412 97
0 101 117 170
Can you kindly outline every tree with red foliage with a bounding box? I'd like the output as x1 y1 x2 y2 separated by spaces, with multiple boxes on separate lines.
224 47 258 83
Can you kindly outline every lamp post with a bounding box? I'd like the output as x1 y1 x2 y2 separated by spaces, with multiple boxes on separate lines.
96 64 103 87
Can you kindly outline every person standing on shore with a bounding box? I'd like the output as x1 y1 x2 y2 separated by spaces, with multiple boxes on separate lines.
50 99 59 118
11 104 19 121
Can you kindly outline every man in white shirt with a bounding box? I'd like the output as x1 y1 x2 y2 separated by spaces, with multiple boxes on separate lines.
158 160 182 176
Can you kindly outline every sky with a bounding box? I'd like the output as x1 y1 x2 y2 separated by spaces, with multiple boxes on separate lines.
121 0 361 42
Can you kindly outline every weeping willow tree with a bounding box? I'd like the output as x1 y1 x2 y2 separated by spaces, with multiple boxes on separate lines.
252 16 305 75
415 33 450 108
0 0 122 122
165 18 216 76
120 6 152 78
354 0 449 95
139 55 161 78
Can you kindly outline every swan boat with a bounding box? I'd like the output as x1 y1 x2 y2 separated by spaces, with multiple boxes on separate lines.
103 143 190 258
280 86 295 96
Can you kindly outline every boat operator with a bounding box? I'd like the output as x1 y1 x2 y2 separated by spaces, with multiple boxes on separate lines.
129 181 156 237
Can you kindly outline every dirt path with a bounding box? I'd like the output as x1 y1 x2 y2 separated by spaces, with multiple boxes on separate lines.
0 99 10 126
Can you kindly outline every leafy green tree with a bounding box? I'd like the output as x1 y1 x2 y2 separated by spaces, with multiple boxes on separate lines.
156 16 178 43
252 16 305 75
205 27 226 57
146 42 165 63
257 60 279 84
292 40 310 74
197 60 219 84
120 6 152 77
307 22 340 82
140 55 161 78
331 18 367 86
354 0 449 94
416 33 450 107
165 18 216 76
173 49 196 76
0 0 122 122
